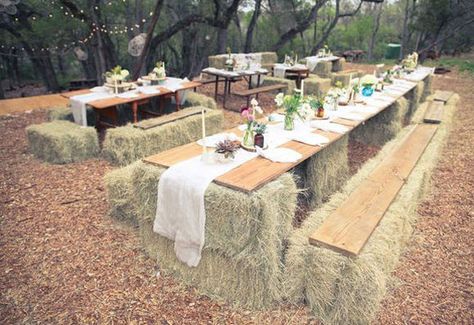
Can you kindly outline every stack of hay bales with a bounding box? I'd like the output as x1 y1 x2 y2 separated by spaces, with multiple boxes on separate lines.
330 70 362 87
102 106 224 166
421 74 434 101
104 161 299 309
304 76 331 97
312 61 332 78
47 107 74 122
284 94 458 324
403 81 426 122
263 76 296 94
185 92 218 110
331 58 345 72
26 120 99 164
351 97 409 147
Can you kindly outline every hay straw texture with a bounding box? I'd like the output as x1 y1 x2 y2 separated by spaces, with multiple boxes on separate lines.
102 107 223 166
351 97 409 147
331 71 358 87
421 74 433 102
263 76 295 94
104 160 298 308
26 120 99 164
331 58 345 72
304 77 331 97
284 95 458 324
47 107 74 122
303 134 350 209
312 61 332 77
404 81 425 121
185 92 217 110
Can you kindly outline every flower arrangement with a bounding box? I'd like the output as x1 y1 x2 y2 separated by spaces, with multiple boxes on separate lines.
402 52 418 70
274 93 318 130
241 98 263 146
225 47 235 71
359 74 378 97
324 81 345 110
318 44 332 58
151 61 166 79
383 69 394 84
215 139 241 161
253 122 267 148
105 65 129 83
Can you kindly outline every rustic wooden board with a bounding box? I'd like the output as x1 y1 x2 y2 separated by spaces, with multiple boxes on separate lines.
134 107 205 130
423 101 444 124
433 90 453 103
144 129 347 192
308 124 439 256
61 89 91 98
233 83 287 97
331 118 360 127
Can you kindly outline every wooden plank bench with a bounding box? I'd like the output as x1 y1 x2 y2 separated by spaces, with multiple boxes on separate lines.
233 83 288 106
308 123 439 256
423 101 444 124
134 107 205 130
433 90 453 103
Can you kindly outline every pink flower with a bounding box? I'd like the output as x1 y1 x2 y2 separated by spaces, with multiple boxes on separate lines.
241 109 250 119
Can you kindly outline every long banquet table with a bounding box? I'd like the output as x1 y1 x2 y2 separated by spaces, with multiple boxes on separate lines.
143 67 433 193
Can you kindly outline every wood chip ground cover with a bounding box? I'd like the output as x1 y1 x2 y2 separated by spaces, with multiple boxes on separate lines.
1 68 473 324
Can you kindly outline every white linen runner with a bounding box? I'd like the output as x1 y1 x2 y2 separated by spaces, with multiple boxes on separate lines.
70 92 116 126
154 149 257 267
305 55 340 72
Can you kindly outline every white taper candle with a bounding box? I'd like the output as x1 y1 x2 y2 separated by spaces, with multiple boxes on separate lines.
201 107 207 153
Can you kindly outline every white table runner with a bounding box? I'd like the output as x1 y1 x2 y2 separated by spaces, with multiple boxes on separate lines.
70 92 116 126
305 55 340 72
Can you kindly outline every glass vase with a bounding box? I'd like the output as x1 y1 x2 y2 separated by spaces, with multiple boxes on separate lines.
242 128 255 147
362 85 374 97
284 113 295 131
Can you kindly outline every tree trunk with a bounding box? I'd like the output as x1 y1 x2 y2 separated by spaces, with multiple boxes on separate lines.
244 0 262 53
400 0 411 59
216 27 228 54
367 3 383 61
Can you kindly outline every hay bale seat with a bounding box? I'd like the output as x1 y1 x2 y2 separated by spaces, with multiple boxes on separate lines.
312 61 332 78
304 76 331 97
284 94 458 324
263 76 295 94
331 57 345 72
104 161 298 308
330 70 362 87
26 120 99 164
102 106 224 166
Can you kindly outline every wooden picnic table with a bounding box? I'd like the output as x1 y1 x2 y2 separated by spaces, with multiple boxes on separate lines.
272 65 309 88
143 78 425 193
61 81 201 127
201 68 268 108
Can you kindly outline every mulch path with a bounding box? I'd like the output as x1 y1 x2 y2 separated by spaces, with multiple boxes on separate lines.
1 67 473 324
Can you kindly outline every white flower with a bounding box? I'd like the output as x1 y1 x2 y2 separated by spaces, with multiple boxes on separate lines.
254 105 263 114
299 102 313 121
360 74 377 85
274 93 284 107
250 98 259 107
121 69 129 78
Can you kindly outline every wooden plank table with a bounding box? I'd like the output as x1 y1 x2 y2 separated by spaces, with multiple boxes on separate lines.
61 81 201 125
143 71 430 193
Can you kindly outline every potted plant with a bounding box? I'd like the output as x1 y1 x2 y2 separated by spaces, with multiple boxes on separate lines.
241 98 263 147
274 93 315 130
104 65 130 93
324 82 345 111
148 61 166 85
308 96 325 118
215 139 241 163
253 122 267 148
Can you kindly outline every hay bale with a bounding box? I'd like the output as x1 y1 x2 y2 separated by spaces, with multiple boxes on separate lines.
421 74 433 102
47 107 74 122
403 81 425 122
102 107 224 166
312 61 332 78
103 162 141 226
26 120 99 164
351 97 409 147
263 76 295 94
331 58 345 72
208 54 226 69
284 95 458 323
303 134 350 209
330 71 357 87
207 52 278 70
304 77 331 97
105 160 298 308
185 92 218 110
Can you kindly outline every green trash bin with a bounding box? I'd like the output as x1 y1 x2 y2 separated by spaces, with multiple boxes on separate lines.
385 43 401 60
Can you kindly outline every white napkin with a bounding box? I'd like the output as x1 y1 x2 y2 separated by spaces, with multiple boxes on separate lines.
273 64 287 79
290 133 329 146
268 113 286 122
90 86 109 93
197 133 239 148
311 120 349 134
256 147 302 163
